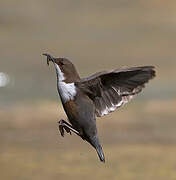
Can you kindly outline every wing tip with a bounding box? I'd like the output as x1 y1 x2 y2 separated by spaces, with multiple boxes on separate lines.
143 66 156 80
132 65 156 80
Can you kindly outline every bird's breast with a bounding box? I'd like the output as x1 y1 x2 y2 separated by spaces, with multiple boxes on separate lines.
63 100 79 120
57 81 77 103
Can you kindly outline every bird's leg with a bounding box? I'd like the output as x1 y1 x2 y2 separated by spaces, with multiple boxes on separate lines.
58 119 80 137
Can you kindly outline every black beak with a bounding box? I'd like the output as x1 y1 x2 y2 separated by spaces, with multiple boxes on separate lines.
42 53 55 66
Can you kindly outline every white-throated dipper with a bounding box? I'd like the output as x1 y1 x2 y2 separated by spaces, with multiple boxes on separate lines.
43 53 155 163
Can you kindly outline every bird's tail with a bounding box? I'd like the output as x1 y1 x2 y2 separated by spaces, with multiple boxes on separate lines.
96 144 105 163
90 136 105 163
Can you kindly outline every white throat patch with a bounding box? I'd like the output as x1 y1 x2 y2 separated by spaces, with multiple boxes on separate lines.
54 63 76 103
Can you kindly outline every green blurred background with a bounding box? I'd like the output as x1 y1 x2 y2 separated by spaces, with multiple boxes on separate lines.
0 0 176 179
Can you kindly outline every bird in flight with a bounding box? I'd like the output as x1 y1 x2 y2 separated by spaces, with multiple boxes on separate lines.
43 53 155 162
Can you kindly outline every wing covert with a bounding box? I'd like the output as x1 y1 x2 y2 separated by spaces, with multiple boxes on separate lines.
76 66 155 117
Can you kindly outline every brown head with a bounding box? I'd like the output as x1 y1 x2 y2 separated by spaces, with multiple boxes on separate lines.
43 53 80 83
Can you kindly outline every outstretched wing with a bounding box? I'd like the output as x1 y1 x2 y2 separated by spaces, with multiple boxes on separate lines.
76 66 155 117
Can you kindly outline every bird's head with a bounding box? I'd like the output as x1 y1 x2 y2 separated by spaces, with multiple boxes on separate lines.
43 53 80 82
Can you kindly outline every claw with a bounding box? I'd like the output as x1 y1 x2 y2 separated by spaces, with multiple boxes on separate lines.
64 126 71 135
59 124 65 137
57 119 80 137
58 120 72 137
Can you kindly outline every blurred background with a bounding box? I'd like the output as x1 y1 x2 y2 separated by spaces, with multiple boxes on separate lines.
0 0 176 179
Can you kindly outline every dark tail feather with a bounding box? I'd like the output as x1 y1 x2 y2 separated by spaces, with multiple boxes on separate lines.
90 136 105 163
95 144 105 163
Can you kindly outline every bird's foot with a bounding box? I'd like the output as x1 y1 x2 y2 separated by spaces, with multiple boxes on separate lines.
58 121 71 137
58 119 80 137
